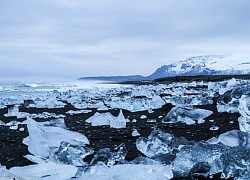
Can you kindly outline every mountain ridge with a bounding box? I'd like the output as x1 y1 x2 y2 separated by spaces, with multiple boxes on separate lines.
79 55 250 81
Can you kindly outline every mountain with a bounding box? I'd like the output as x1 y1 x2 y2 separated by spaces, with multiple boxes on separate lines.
79 55 250 81
79 75 146 81
148 55 250 79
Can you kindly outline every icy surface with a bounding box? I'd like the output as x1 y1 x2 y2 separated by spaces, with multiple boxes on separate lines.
162 105 213 125
9 162 77 180
80 164 173 180
1 79 250 179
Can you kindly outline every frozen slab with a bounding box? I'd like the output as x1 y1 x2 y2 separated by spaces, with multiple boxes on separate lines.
86 110 127 128
9 162 77 180
80 164 173 180
162 105 213 125
26 117 89 158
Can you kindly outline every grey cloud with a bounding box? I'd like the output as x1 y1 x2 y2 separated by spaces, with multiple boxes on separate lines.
1 0 250 81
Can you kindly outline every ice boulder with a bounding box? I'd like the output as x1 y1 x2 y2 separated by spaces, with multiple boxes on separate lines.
86 110 127 128
26 117 89 158
172 142 227 177
136 129 174 158
162 105 213 125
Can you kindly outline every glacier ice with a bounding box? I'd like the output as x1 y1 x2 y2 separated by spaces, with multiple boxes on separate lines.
86 110 127 128
162 105 213 125
26 117 89 158
136 129 174 157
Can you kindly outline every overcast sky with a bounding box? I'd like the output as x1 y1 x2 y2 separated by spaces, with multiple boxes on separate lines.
1 0 250 80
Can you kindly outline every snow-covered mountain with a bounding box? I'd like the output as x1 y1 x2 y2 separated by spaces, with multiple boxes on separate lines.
148 55 250 79
79 55 250 81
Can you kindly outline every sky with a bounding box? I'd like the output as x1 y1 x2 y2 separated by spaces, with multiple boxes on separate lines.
1 0 250 81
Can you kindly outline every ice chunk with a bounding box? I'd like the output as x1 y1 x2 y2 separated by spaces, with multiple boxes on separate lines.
188 162 211 180
136 129 174 157
221 146 250 179
132 129 140 137
109 110 126 128
30 112 65 119
29 97 66 109
130 156 161 165
80 164 173 180
0 120 5 126
90 143 127 167
9 162 77 180
105 94 165 112
172 142 227 177
238 116 250 133
86 110 127 128
210 125 219 131
5 121 21 130
66 109 92 115
162 105 213 125
4 105 29 119
238 95 250 132
49 141 94 166
207 130 250 148
140 115 147 119
26 117 89 157
86 112 113 126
